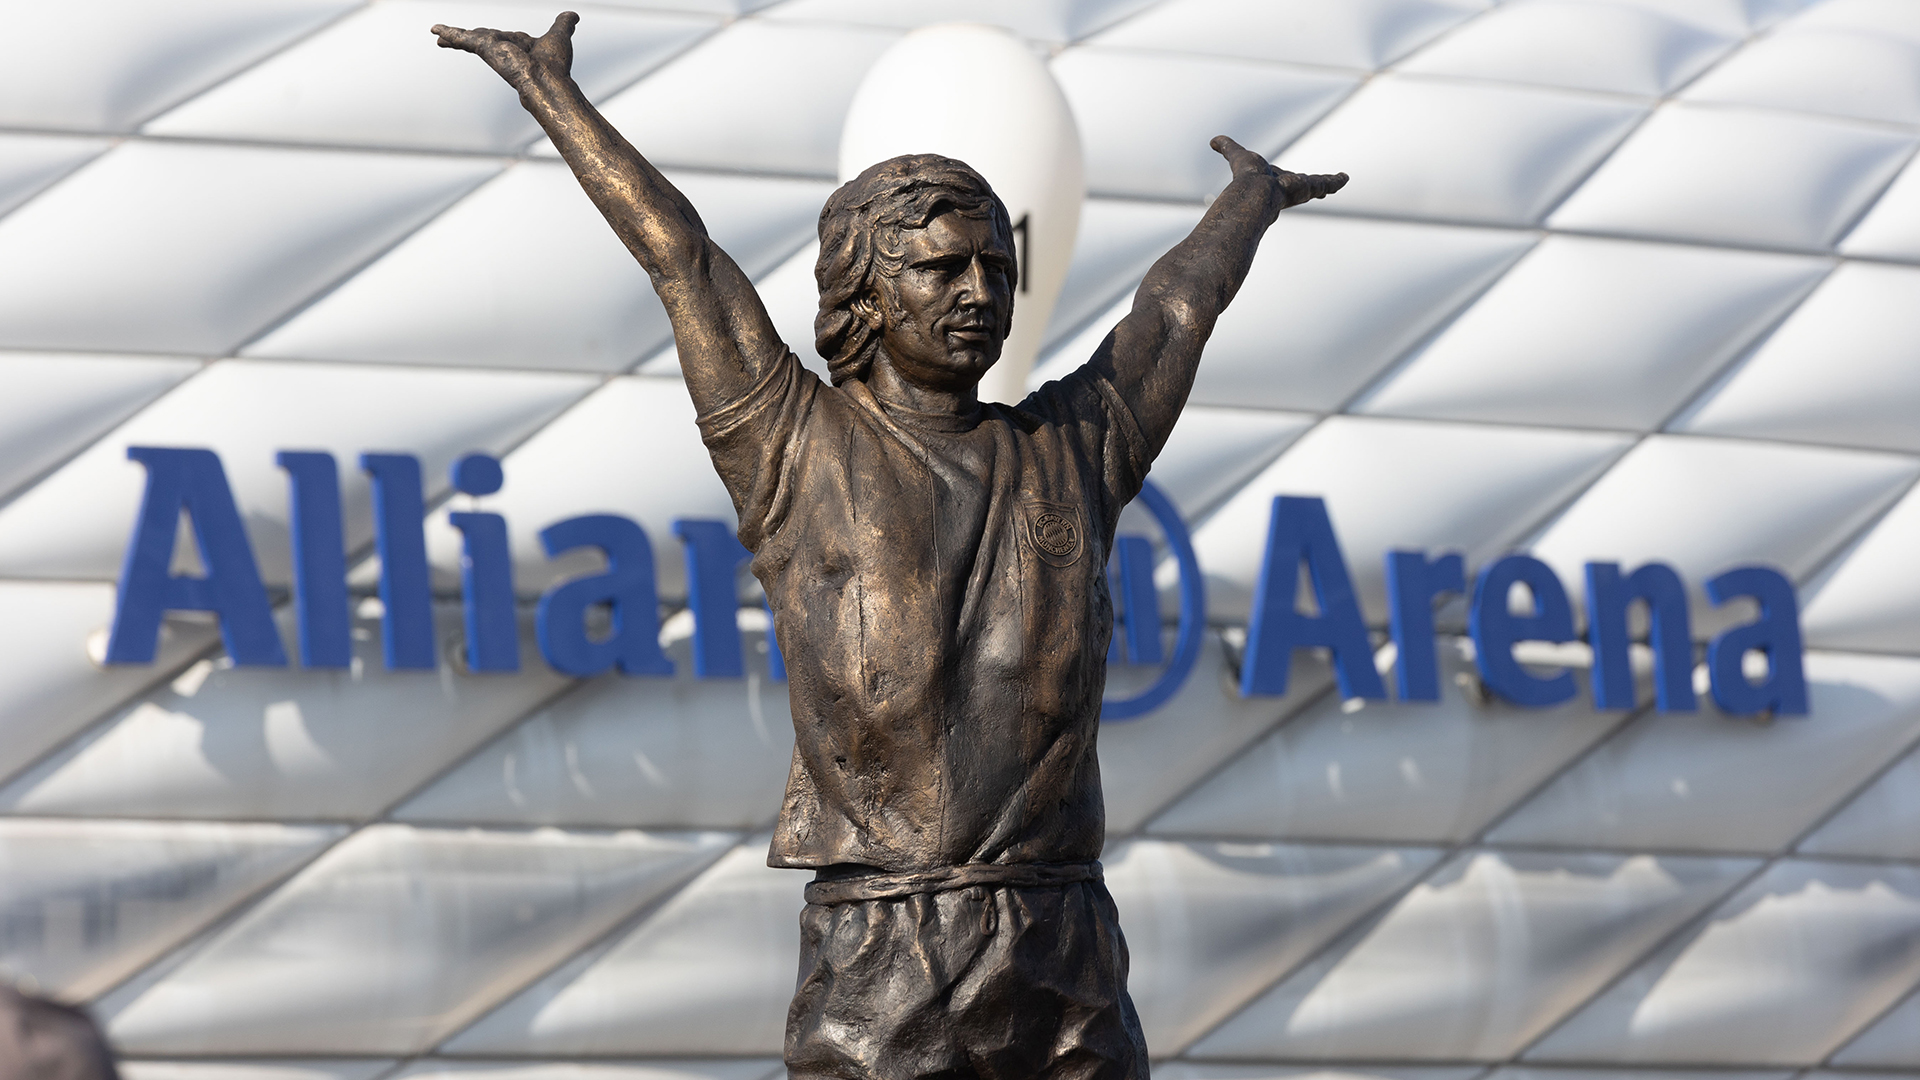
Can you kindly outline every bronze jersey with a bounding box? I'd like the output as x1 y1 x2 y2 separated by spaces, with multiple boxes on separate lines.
696 351 1150 871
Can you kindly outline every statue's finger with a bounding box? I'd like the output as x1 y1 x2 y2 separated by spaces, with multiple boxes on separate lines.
1314 172 1349 197
547 10 581 38
431 23 480 49
1209 134 1252 161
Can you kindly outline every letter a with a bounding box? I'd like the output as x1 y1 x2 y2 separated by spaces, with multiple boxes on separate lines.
107 447 286 666
1240 496 1384 700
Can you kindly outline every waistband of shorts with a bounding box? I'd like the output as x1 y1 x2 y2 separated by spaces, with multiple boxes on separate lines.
803 861 1102 905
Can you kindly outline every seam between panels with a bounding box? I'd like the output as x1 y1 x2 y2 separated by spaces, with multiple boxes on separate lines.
1793 470 1920 606
123 2 375 133
1824 981 1920 1070
0 136 125 232
1655 265 1838 436
1827 140 1920 250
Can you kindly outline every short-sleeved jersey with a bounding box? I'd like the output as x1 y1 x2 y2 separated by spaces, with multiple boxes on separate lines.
695 350 1151 872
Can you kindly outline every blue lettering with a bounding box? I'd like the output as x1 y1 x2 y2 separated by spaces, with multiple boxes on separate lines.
1705 566 1808 716
1111 534 1164 665
1586 561 1696 712
360 453 436 670
1102 480 1205 720
671 519 784 680
1385 550 1464 701
1470 555 1577 707
536 514 674 678
276 451 352 669
1240 495 1384 701
447 453 518 673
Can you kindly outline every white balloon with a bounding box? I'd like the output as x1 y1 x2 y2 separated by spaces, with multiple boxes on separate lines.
838 24 1085 406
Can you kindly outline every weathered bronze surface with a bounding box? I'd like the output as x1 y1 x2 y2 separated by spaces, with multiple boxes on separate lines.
435 13 1345 1079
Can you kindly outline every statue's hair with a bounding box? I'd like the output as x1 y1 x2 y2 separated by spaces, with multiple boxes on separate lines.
814 153 1016 386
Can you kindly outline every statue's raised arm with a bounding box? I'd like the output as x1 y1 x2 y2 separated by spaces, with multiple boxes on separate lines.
1093 136 1346 459
433 12 786 412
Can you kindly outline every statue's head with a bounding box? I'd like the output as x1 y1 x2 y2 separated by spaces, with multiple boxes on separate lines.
814 154 1017 391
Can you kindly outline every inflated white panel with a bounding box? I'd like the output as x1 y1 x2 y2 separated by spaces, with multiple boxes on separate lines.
0 360 593 584
1149 642 1627 844
394 631 791 829
1052 48 1356 202
1089 0 1488 69
145 3 716 152
0 143 498 355
646 239 830 380
545 21 901 176
0 607 571 821
0 583 215 786
1156 1068 1483 1080
0 135 111 218
121 1063 396 1080
0 353 199 502
1796 742 1920 860
1681 262 1920 452
1790 0 1920 44
1841 156 1920 260
1193 417 1631 623
1802 484 1920 654
1488 652 1920 853
392 1062 783 1080
1685 28 1920 126
1134 408 1316 523
1549 104 1915 250
417 376 734 601
1100 635 1333 835
1528 436 1920 633
1831 993 1920 1067
1360 236 1828 430
1107 839 1441 1053
1041 199 1207 349
0 818 338 1000
765 0 1157 42
444 842 803 1056
1399 1 1737 96
1527 860 1920 1065
1038 216 1535 414
0 0 357 132
1190 851 1757 1060
104 825 734 1055
1275 76 1645 226
251 165 827 370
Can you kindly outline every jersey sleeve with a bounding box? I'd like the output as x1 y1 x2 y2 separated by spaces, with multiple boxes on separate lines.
693 348 821 552
1021 363 1153 535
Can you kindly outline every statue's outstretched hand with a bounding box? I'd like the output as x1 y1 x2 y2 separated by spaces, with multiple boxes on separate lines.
1211 135 1346 210
433 10 577 91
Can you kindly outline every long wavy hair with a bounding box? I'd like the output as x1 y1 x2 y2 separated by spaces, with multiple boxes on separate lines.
813 154 1017 386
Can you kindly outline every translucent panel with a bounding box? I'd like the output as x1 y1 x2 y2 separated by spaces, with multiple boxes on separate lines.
1106 839 1442 1053
1800 742 1920 860
1133 407 1317 524
1832 994 1920 1066
1276 76 1646 226
1842 157 1920 260
0 359 593 584
1528 436 1920 633
1360 236 1828 430
1156 1067 1482 1080
1190 851 1758 1060
0 353 199 501
1192 417 1631 623
416 376 734 601
444 842 804 1056
394 631 791 829
249 166 828 371
121 1063 395 1080
1682 263 1920 452
0 583 215 786
1488 652 1920 852
1038 216 1535 413
650 239 829 380
104 825 735 1055
1149 642 1627 844
545 21 902 176
1527 860 1920 1064
391 1062 783 1080
1487 1067 1790 1080
1051 49 1356 201
1802 484 1920 653
1041 199 1206 349
1789 0 1920 44
1685 28 1920 126
1400 1 1737 96
0 605 569 820
1088 0 1488 69
0 143 498 354
0 818 338 1000
1100 635 1333 834
0 0 356 132
1549 104 1915 250
145 4 716 152
0 135 111 217
763 0 1158 42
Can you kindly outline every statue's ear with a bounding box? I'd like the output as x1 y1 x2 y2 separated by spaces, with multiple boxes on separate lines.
850 294 884 331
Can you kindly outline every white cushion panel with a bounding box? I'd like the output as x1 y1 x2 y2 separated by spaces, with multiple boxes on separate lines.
1803 483 1920 654
1526 860 1920 1064
1189 851 1758 1060
1041 199 1207 349
1088 0 1489 69
0 353 200 502
1799 743 1920 860
101 825 734 1055
1830 996 1920 1066
1840 156 1920 260
1361 236 1828 429
763 0 1158 43
391 1062 782 1080
0 134 112 218
0 143 499 355
1549 104 1915 250
1399 1 1738 97
1788 0 1920 44
1276 75 1647 226
122 1063 396 1080
1684 28 1920 126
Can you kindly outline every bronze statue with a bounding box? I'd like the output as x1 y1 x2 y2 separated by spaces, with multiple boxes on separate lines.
433 13 1345 1079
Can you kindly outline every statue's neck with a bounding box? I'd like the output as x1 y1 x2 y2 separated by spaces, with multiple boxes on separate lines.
864 359 980 418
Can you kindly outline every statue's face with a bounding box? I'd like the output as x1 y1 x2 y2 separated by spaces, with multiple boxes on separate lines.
868 210 1015 396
